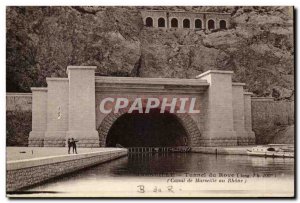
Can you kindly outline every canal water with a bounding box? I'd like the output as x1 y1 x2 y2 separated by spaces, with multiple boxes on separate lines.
26 153 294 197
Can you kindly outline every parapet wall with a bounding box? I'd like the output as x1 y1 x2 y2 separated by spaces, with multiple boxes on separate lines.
6 93 32 112
252 98 294 127
7 148 128 192
252 97 294 144
6 93 33 147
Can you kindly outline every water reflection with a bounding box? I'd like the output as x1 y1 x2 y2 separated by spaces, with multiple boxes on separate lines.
107 153 294 177
27 153 294 196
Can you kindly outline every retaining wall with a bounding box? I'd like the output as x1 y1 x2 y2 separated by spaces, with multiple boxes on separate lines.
252 98 294 144
6 93 32 112
7 148 127 192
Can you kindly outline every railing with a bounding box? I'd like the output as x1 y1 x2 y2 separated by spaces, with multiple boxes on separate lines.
127 147 191 153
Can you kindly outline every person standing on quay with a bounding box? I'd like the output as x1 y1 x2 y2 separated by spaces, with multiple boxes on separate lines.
71 138 78 154
67 138 71 154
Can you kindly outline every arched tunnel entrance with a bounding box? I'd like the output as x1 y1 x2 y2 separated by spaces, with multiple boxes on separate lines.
105 109 188 147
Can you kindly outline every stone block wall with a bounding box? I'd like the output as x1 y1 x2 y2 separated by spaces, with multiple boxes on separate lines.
244 93 256 145
44 78 69 147
6 93 32 112
196 70 237 146
168 12 199 29
67 66 99 147
28 88 47 147
6 111 31 146
205 13 231 29
252 98 294 144
7 149 127 192
7 93 33 147
141 10 167 28
232 84 248 145
252 98 294 125
140 10 231 30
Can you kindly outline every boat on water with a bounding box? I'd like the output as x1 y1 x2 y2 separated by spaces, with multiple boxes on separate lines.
247 145 294 158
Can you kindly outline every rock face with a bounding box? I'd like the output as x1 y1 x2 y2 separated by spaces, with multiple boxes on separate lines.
6 6 143 92
7 6 294 101
271 125 294 144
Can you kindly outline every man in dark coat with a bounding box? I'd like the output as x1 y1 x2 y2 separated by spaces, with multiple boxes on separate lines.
71 138 79 154
67 138 71 154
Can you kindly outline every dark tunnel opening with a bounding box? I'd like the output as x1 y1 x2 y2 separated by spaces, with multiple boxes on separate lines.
105 109 188 147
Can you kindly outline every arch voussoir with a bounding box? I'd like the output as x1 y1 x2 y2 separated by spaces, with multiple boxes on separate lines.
98 110 201 147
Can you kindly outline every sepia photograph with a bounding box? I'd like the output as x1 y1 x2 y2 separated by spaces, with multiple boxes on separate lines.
5 5 295 198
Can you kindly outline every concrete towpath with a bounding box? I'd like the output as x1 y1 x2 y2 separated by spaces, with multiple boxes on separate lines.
6 147 120 161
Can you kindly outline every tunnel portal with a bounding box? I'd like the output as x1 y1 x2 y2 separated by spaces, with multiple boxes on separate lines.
105 109 188 147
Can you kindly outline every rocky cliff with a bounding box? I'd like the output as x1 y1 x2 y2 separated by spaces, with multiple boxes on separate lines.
7 6 294 100
6 6 294 146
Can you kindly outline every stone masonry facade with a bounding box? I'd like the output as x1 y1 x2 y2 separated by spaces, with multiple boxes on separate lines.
140 10 231 31
28 66 255 148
